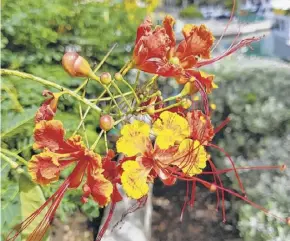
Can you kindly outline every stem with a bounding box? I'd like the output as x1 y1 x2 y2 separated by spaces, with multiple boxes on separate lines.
103 85 123 115
78 103 89 147
90 91 132 101
90 130 104 151
120 77 140 104
1 149 28 166
104 132 108 153
73 89 107 135
0 69 102 113
154 102 182 113
111 81 133 111
0 153 19 169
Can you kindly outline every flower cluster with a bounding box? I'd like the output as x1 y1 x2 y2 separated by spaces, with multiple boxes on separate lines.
6 14 289 241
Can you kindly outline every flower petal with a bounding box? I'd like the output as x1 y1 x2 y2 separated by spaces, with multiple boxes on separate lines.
33 120 66 151
173 139 208 176
28 152 61 185
153 111 190 149
121 161 149 199
186 110 215 144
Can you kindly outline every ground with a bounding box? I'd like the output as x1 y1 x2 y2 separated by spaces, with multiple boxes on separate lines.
52 176 241 241
151 178 242 241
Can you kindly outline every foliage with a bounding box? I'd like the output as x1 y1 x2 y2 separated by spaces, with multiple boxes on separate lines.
208 57 290 241
1 0 150 71
179 5 203 19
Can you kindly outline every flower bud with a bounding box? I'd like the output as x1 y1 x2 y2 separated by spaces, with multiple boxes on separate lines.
100 115 114 131
181 99 192 109
100 72 112 85
114 72 123 81
62 52 98 80
146 105 155 115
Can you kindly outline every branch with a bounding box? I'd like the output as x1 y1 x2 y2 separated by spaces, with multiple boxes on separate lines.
1 69 102 113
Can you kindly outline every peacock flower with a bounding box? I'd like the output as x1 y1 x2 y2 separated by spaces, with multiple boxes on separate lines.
116 120 151 156
35 90 63 123
186 110 215 144
173 139 208 176
121 160 150 199
133 15 261 94
152 111 190 149
28 151 73 185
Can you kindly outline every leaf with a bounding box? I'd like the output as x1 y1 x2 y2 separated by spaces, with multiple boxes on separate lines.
19 174 49 241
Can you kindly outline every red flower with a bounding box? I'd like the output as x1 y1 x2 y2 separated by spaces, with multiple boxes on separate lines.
186 110 215 144
133 15 261 94
35 90 62 123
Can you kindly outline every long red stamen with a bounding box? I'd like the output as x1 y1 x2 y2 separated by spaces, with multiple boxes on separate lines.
211 0 236 52
208 143 246 196
5 179 70 241
189 180 196 207
214 117 231 134
196 36 263 68
180 181 190 222
96 202 116 241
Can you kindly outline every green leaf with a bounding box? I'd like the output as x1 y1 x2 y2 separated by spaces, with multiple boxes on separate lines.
19 174 49 241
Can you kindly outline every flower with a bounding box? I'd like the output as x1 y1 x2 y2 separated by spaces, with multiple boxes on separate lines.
35 90 63 123
186 110 215 144
28 152 72 185
121 160 150 199
133 15 261 94
152 111 190 149
173 139 208 176
116 120 151 156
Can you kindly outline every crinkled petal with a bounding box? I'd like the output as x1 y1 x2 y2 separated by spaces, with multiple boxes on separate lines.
153 111 190 149
186 110 215 144
121 161 149 199
33 120 66 151
28 152 61 185
90 174 113 207
173 139 208 176
163 15 176 49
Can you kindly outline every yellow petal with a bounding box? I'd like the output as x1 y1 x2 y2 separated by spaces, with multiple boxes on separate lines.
174 139 208 176
153 111 190 149
121 161 149 199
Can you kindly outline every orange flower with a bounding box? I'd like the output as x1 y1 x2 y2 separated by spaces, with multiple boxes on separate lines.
35 90 63 123
28 152 73 185
133 15 261 93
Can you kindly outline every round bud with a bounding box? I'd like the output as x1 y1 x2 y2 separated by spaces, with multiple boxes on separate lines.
114 72 123 81
280 164 287 171
181 99 192 109
209 184 217 192
146 105 155 115
100 115 114 131
100 72 112 85
62 52 97 80
156 90 162 96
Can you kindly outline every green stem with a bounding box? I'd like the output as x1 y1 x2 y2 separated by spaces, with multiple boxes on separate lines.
1 149 28 166
111 81 133 111
90 130 104 151
120 77 140 104
104 132 108 153
0 69 102 113
73 89 107 135
103 85 123 115
0 153 19 169
154 102 182 113
90 91 132 101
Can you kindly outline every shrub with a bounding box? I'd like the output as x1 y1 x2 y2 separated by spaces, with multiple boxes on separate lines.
179 5 203 19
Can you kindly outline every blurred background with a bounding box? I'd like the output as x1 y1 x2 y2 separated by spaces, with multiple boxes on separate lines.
1 0 290 241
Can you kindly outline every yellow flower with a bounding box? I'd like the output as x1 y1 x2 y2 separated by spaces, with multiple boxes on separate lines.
152 111 190 149
117 120 150 156
174 139 207 176
121 161 150 199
